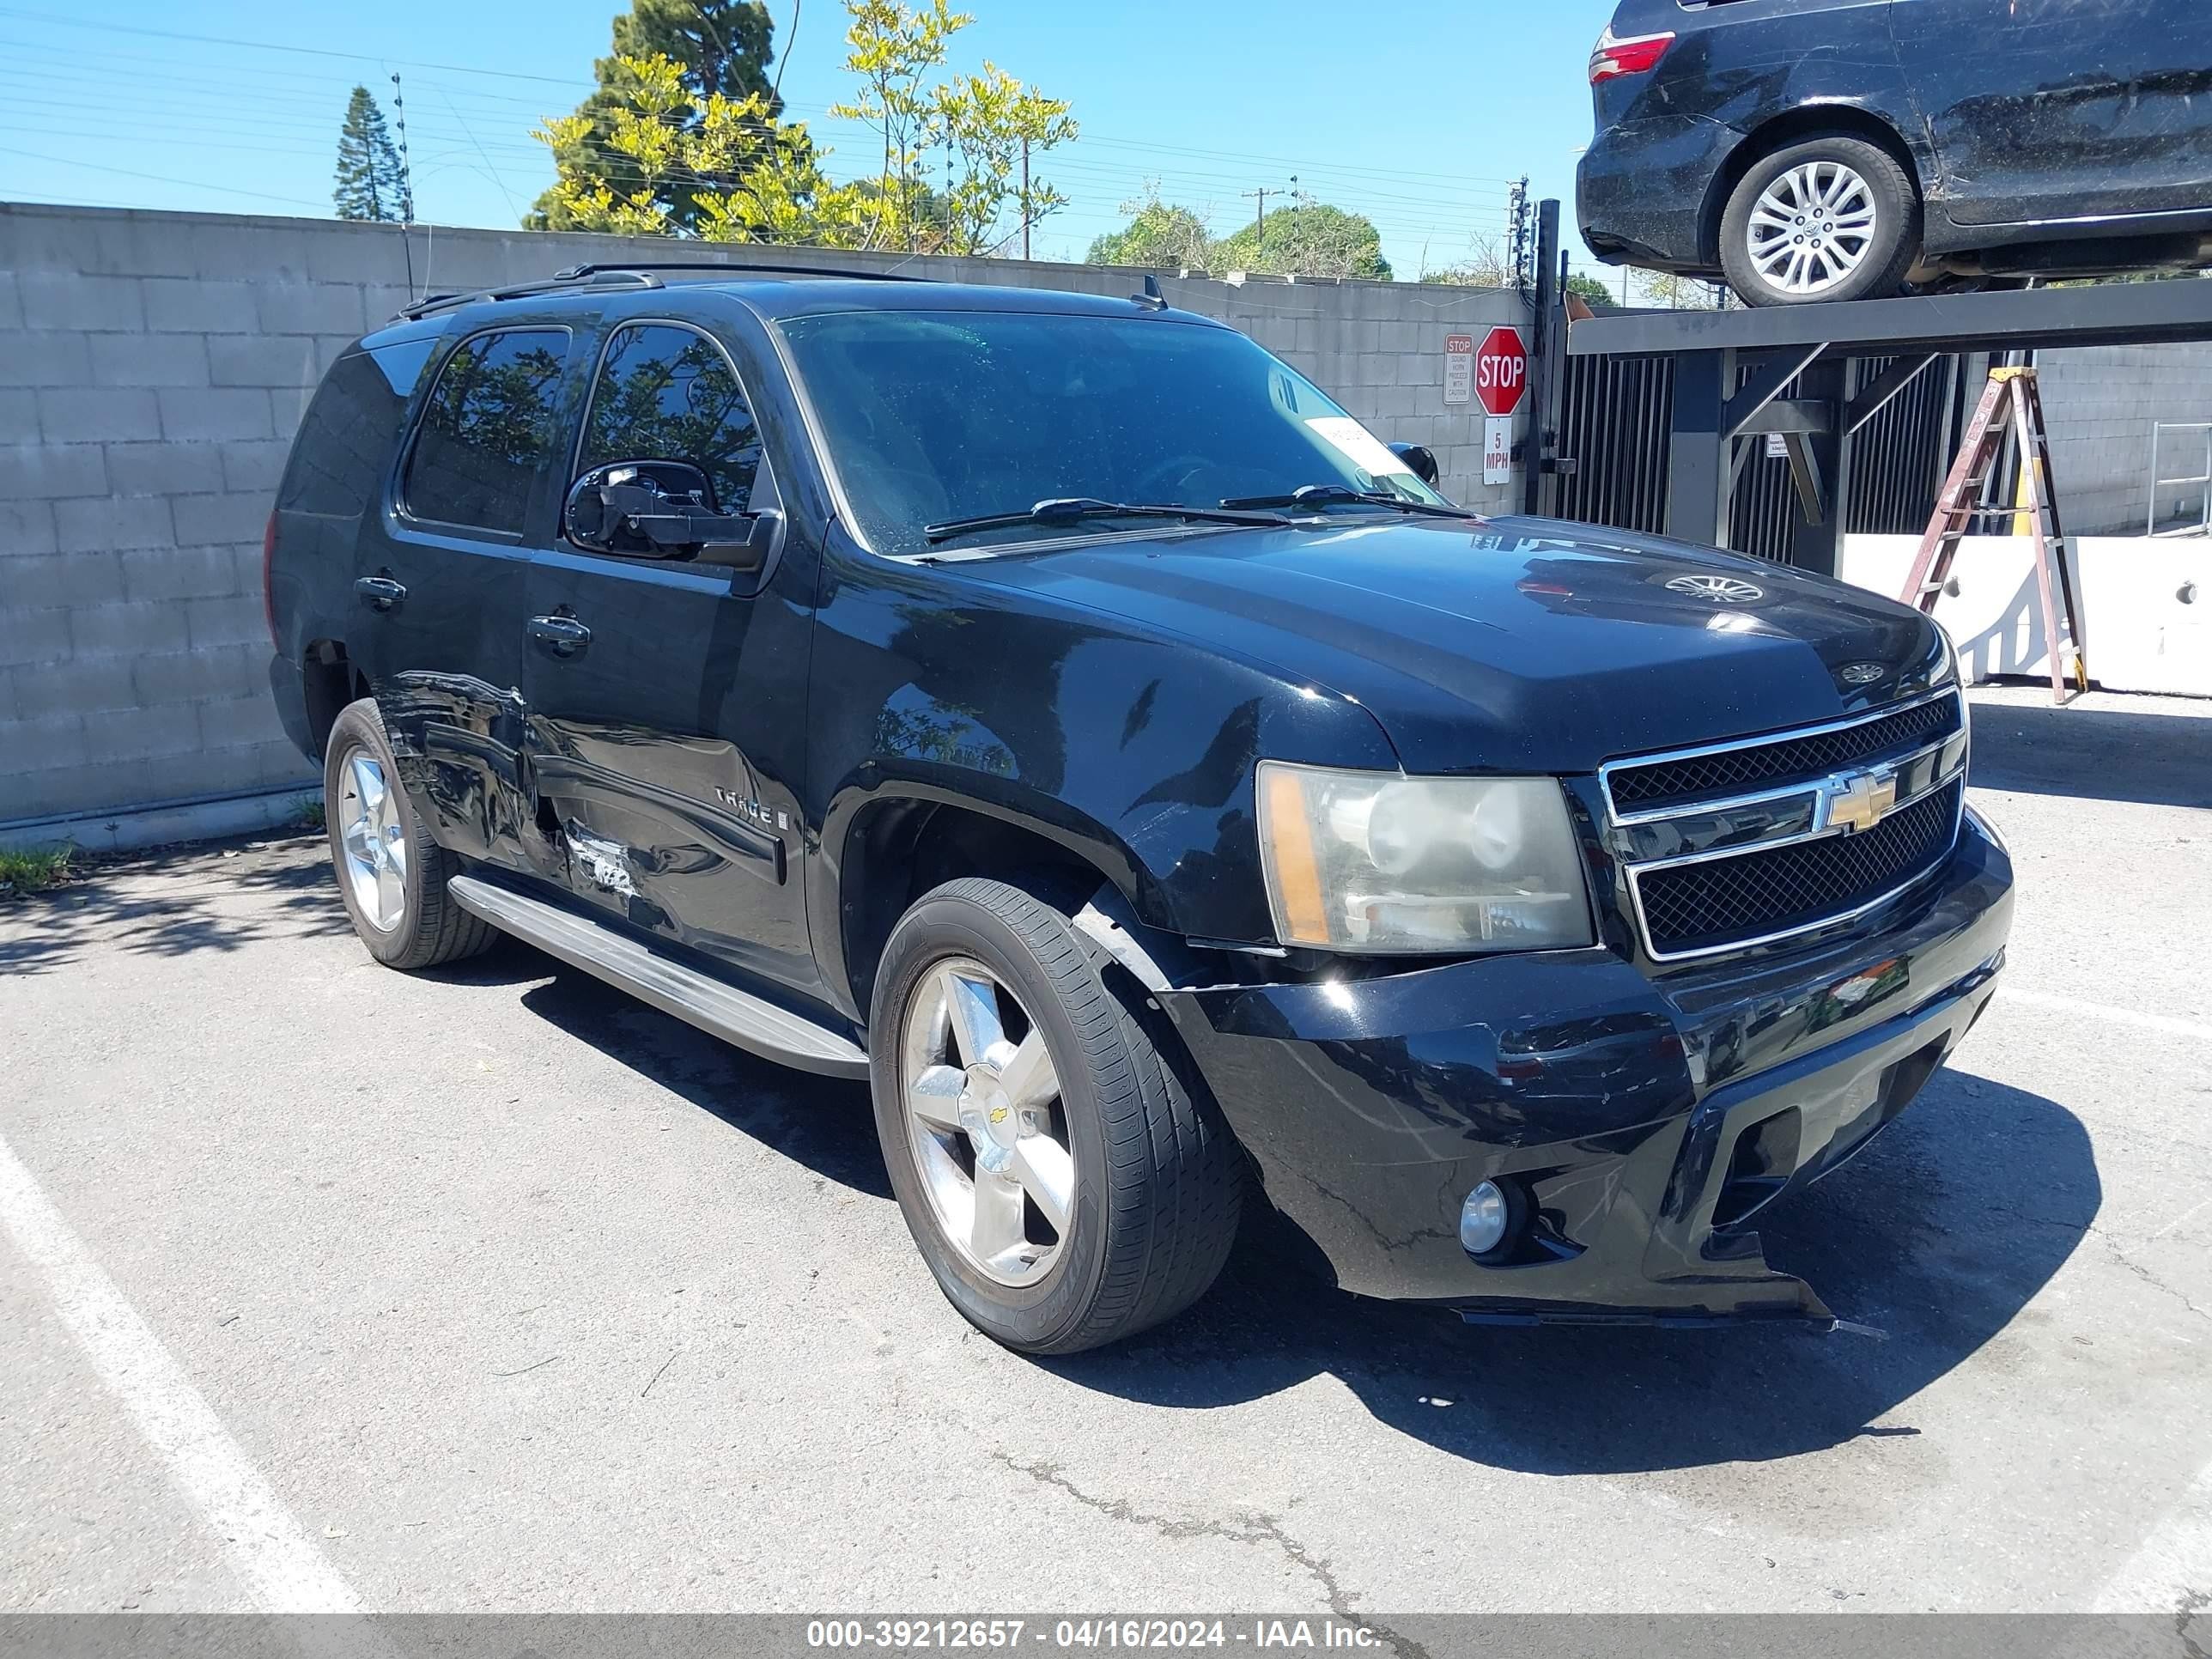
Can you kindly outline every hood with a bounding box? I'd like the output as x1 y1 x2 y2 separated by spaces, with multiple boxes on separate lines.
951 515 1949 775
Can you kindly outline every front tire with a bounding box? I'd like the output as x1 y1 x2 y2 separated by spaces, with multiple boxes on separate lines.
868 878 1241 1354
322 696 495 970
1720 134 1920 307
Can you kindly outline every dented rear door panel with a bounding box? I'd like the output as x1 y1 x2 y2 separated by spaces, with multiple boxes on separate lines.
1893 0 2212 227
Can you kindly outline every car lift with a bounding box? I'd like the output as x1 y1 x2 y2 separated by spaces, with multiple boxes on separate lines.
1531 205 2212 584
1900 366 2089 705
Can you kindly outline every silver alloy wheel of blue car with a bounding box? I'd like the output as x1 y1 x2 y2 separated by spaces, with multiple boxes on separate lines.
1747 161 1878 296
899 957 1075 1287
336 746 409 933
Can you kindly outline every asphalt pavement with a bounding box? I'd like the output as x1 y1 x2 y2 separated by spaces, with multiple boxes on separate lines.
2 684 2207 1625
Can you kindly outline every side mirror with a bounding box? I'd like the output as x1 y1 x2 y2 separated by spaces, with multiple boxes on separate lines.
564 460 781 572
1389 442 1441 489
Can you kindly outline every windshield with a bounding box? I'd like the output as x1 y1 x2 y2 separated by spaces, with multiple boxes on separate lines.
777 309 1449 556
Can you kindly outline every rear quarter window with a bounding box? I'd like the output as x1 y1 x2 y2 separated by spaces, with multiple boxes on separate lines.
277 337 435 519
401 327 572 538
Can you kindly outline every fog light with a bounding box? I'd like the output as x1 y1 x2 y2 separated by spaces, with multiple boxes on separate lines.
1460 1181 1512 1256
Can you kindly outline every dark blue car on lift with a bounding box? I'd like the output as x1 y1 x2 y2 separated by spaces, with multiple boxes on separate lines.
1578 0 2212 306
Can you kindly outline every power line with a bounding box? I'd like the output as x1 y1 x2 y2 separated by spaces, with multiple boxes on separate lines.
0 143 330 211
0 15 1534 209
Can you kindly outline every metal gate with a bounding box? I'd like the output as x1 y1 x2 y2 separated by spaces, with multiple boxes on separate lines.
1553 350 1959 562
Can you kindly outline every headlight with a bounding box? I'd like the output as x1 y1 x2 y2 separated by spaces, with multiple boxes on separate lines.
1256 763 1595 954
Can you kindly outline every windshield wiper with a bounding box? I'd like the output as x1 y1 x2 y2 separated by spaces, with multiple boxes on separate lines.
1219 483 1482 520
924 496 1290 545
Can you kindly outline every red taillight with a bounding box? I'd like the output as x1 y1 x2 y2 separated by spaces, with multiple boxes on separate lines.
262 511 279 649
1590 27 1674 82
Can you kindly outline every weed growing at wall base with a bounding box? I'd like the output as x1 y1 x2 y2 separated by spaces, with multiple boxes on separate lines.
0 845 75 898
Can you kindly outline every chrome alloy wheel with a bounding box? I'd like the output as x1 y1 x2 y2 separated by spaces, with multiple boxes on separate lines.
336 747 408 932
1747 161 1877 295
900 958 1074 1287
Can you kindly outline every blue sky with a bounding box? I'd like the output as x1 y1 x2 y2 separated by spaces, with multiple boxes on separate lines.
0 0 1626 285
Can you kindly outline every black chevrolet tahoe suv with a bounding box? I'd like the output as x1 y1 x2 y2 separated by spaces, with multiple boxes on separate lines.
265 263 2014 1354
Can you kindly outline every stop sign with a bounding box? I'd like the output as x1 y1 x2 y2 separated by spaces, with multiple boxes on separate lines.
1474 326 1528 416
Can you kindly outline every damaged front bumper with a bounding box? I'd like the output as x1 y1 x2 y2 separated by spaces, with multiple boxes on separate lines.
1154 817 2014 1328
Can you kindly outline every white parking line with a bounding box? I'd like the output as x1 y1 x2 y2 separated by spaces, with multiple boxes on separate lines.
0 1127 362 1614
2002 986 2212 1043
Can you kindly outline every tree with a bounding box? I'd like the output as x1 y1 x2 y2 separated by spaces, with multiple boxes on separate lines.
1632 268 1728 309
531 0 784 234
534 2 1077 255
1419 234 1511 289
1210 201 1390 281
1087 188 1214 270
332 86 410 223
1565 273 1617 307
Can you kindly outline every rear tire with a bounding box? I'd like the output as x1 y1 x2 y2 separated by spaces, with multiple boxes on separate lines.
1721 134 1920 307
322 696 495 971
868 878 1241 1354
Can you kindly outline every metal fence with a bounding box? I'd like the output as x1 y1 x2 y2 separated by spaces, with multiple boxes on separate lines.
1553 350 1960 562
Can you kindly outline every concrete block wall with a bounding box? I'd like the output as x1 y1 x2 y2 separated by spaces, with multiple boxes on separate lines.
2037 341 2212 535
1 201 1529 833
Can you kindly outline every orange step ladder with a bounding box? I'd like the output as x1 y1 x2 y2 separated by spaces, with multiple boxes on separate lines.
1899 366 2088 704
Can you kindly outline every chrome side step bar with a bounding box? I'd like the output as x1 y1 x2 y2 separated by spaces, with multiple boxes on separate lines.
447 876 870 1080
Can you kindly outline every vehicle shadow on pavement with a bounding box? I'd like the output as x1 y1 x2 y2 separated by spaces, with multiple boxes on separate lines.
1971 697 2211 810
1041 1070 2100 1475
425 945 891 1200
425 939 2100 1476
0 836 352 976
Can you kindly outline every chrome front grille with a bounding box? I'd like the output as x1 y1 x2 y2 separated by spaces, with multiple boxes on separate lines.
1607 695 1960 812
1636 781 1963 958
1601 690 1968 963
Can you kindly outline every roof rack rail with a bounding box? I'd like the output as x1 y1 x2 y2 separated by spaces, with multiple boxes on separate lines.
389 258 929 323
552 259 932 285
394 270 660 321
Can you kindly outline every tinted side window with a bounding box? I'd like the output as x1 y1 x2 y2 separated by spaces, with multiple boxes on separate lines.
580 323 762 510
404 328 571 537
279 338 435 518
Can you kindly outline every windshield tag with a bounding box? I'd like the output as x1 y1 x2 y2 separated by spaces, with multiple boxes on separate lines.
1305 416 1413 480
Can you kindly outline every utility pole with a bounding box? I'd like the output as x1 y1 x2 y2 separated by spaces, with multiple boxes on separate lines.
1020 136 1030 260
1242 185 1268 240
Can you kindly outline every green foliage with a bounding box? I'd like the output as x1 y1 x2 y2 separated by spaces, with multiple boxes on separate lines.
1090 193 1390 281
531 0 784 234
534 1 1077 255
0 843 72 896
1212 203 1390 281
1566 273 1618 307
332 86 410 223
1085 190 1213 270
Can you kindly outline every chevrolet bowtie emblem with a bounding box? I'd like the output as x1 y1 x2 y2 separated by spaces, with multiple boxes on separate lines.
1826 769 1899 835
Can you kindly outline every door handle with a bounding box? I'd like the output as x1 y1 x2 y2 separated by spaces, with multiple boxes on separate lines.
354 575 407 611
526 614 592 657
